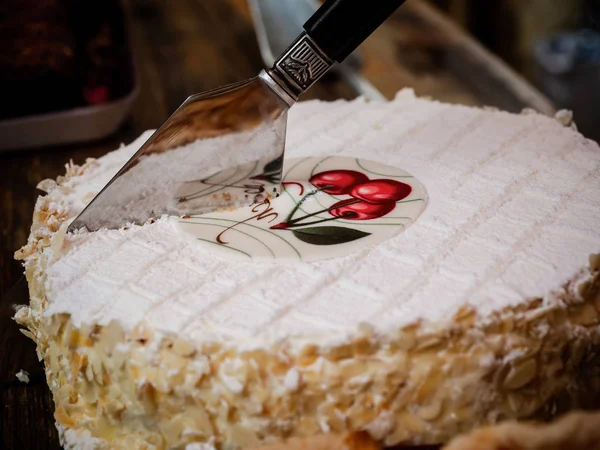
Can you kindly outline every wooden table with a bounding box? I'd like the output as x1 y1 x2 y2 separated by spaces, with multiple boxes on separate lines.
0 1 553 449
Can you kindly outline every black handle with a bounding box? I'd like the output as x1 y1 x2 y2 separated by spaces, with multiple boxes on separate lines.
303 0 407 63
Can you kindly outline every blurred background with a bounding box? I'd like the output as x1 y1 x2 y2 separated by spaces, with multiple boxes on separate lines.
1 0 599 149
434 0 600 141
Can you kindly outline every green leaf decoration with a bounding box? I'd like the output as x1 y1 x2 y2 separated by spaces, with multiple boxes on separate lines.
292 226 370 246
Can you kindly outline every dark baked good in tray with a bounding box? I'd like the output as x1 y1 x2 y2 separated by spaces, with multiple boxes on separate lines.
0 0 134 121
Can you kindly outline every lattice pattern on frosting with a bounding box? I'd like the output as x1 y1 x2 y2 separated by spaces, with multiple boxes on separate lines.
38 91 600 347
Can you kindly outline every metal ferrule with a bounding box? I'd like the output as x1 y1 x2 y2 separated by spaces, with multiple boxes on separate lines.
268 32 334 99
258 70 296 107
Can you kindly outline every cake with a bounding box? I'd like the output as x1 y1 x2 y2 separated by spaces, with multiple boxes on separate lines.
14 90 600 450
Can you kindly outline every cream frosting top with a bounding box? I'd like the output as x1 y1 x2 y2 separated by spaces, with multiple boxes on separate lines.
39 90 600 348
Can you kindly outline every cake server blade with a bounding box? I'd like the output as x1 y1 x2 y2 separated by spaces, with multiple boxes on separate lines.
69 76 291 232
68 0 407 233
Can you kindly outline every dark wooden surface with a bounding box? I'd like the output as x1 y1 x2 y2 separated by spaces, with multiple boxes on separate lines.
0 1 554 449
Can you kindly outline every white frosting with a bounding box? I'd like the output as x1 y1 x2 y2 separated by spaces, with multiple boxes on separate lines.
41 90 600 348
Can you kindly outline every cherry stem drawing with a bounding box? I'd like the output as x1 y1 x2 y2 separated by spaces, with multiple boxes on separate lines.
285 185 330 222
288 197 360 225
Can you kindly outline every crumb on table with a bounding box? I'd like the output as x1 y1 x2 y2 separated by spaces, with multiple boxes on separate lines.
16 370 30 383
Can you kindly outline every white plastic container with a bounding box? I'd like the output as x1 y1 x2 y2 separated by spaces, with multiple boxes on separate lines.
0 85 139 152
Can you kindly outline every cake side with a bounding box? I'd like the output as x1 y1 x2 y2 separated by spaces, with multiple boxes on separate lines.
15 218 600 449
14 92 600 449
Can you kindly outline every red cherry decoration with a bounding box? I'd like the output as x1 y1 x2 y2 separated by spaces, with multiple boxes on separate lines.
309 170 369 195
329 199 395 220
350 179 411 204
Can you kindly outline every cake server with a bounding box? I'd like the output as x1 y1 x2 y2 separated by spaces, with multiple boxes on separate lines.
249 0 386 101
69 0 407 233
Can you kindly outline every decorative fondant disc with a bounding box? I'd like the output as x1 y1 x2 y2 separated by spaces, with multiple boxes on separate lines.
177 156 428 262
